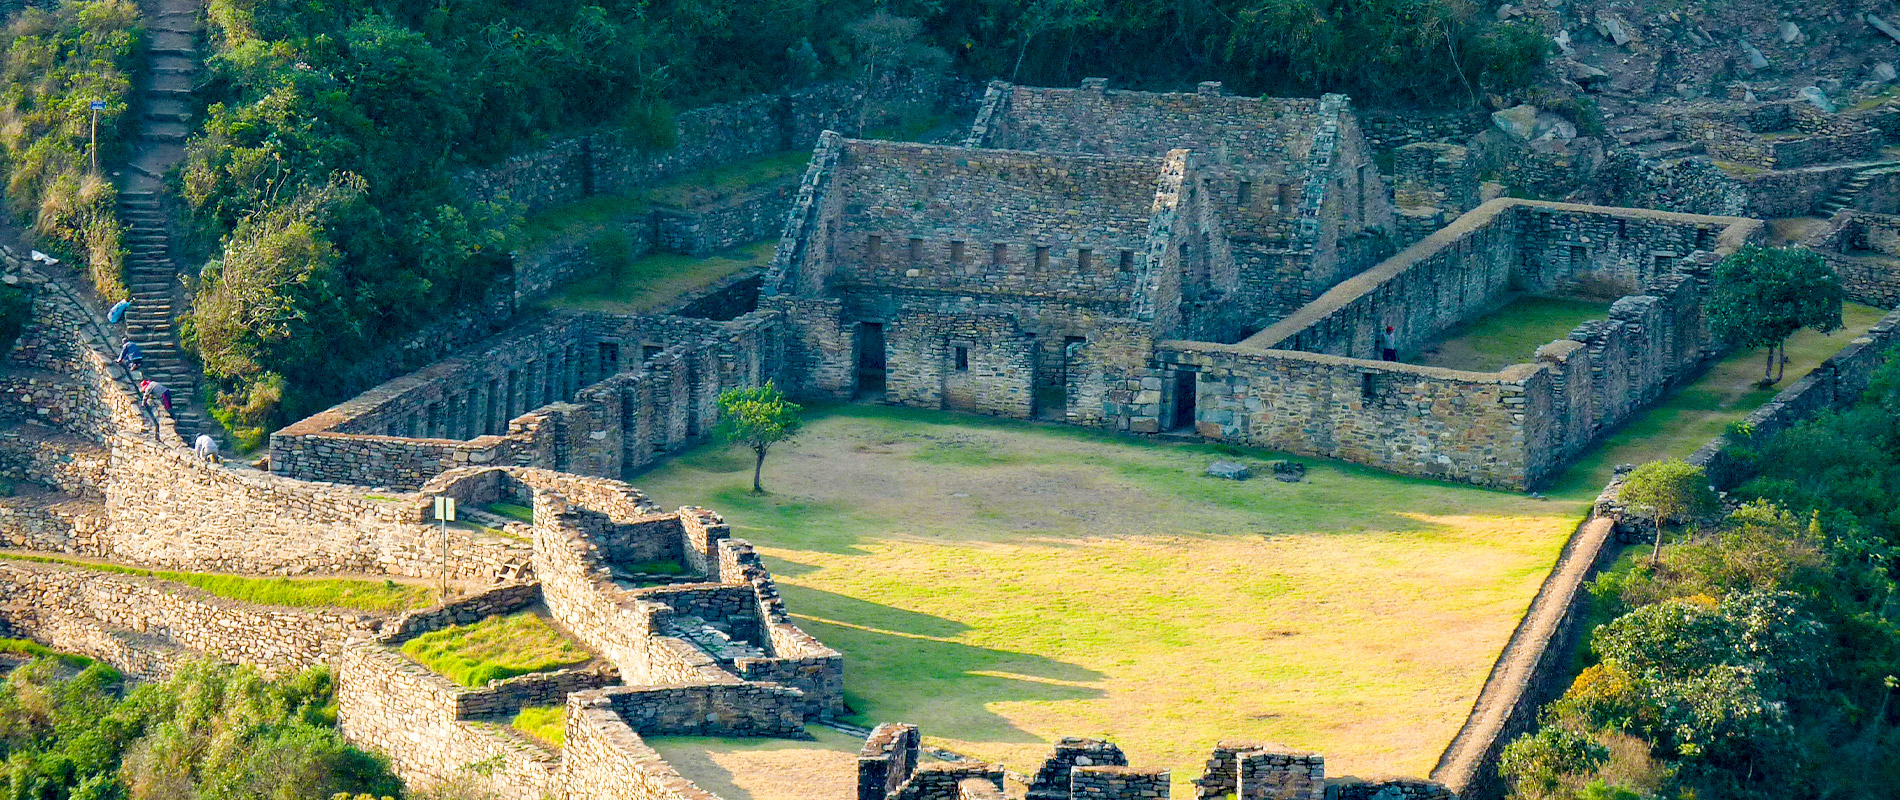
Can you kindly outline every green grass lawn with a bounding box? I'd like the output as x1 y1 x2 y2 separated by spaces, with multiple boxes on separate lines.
1418 296 1611 372
629 405 1586 783
0 553 435 612
511 704 565 748
539 241 774 315
0 637 95 669
400 611 592 688
1541 302 1886 499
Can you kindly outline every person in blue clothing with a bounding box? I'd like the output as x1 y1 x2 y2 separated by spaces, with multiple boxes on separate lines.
116 339 142 372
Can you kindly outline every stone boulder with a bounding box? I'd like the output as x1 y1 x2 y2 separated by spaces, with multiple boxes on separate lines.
1269 461 1306 483
1491 105 1541 141
1874 62 1897 83
1798 86 1836 113
1206 461 1252 481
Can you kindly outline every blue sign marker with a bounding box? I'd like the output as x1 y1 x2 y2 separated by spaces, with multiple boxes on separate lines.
89 100 105 111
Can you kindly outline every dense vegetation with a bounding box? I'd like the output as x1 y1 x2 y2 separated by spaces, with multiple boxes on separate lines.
0 0 139 301
155 0 1546 439
0 279 29 353
0 659 403 800
1501 361 1900 800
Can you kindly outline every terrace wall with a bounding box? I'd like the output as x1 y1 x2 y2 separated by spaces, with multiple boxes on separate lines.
460 73 967 214
1809 211 1900 308
0 559 387 679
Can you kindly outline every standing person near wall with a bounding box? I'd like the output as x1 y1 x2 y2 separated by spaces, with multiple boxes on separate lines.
1380 326 1399 362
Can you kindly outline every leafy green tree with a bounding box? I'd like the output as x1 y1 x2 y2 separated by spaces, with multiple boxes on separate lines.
1619 460 1719 566
1708 246 1843 384
716 380 803 494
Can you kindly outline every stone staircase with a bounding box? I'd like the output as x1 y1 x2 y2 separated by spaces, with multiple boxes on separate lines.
116 1 205 437
1816 162 1900 218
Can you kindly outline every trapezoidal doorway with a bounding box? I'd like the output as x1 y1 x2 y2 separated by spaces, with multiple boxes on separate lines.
856 322 887 400
1171 368 1198 432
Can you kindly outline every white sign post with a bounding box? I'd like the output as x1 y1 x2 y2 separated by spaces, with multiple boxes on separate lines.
88 100 104 174
433 496 456 601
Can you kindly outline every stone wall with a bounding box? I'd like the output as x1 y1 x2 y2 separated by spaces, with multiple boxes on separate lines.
271 309 779 489
1809 211 1900 308
1433 307 1900 799
527 473 842 717
102 433 532 580
601 682 803 736
0 559 387 679
461 73 968 215
860 723 923 800
1184 200 1755 489
511 181 790 307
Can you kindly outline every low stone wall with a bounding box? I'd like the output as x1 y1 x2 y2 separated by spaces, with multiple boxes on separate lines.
601 682 803 736
0 559 387 678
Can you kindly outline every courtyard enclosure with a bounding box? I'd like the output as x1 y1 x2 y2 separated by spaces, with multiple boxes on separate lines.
628 404 1588 789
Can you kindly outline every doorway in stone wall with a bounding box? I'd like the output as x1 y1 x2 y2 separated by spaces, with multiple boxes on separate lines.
1170 369 1198 432
856 323 887 399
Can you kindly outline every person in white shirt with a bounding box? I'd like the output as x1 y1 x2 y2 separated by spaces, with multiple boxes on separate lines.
193 433 218 464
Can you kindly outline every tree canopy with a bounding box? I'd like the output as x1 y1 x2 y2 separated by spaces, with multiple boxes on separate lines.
715 380 802 493
1707 246 1844 384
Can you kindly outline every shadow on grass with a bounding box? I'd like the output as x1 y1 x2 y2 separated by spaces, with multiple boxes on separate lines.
788 612 1105 742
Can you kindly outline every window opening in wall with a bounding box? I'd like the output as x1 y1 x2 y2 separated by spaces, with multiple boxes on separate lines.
1077 248 1092 271
1696 228 1715 251
1035 246 1050 270
909 237 922 264
868 235 882 260
598 342 619 375
1570 245 1587 267
1119 249 1135 272
1170 369 1198 431
950 240 965 265
857 322 887 399
1654 254 1679 276
426 403 442 438
642 344 663 361
1238 180 1252 205
954 346 969 371
1617 219 1628 239
1277 183 1291 209
1357 165 1370 225
1361 372 1376 399
992 243 1007 267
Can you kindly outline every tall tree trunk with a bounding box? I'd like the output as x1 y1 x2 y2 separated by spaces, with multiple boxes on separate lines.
1776 341 1787 383
1765 342 1776 383
753 447 766 494
1651 518 1664 567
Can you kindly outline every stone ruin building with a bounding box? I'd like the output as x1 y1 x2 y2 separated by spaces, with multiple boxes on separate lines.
856 728 1450 800
15 71 1895 800
256 79 1775 496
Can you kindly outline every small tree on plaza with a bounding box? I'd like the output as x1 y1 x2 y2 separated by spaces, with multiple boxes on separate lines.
716 380 803 494
1618 459 1718 567
1707 245 1843 385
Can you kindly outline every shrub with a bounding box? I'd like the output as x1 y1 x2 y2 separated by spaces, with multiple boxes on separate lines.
0 1 140 301
0 281 30 354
